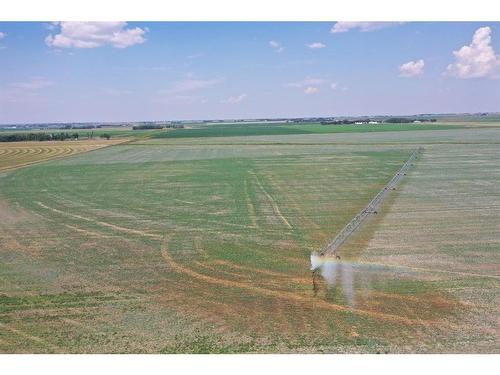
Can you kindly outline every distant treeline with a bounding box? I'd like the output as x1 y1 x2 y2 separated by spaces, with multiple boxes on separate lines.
321 118 436 125
132 124 185 130
63 124 96 129
0 132 79 142
0 132 111 142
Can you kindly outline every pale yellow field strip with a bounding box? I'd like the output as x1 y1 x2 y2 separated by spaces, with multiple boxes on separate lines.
0 139 129 172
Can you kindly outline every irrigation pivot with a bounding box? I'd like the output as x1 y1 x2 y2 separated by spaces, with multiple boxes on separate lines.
320 147 424 257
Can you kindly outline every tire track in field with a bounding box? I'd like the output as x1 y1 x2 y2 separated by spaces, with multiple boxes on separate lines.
160 235 452 328
266 173 322 232
244 178 258 228
212 259 297 279
35 201 162 239
251 172 292 229
62 223 118 239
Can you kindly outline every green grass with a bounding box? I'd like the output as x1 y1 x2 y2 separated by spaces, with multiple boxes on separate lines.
0 141 415 352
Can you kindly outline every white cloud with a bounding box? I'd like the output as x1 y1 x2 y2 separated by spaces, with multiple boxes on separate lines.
9 77 54 90
330 82 338 90
156 77 221 104
45 22 147 49
221 93 247 104
399 59 425 77
287 78 326 88
269 40 284 53
446 26 500 79
0 32 6 40
331 22 402 33
307 42 326 49
304 87 319 95
163 78 221 95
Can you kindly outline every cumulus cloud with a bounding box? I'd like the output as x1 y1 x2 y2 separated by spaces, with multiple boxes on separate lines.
221 93 247 104
304 87 319 95
446 26 500 79
0 32 6 39
287 78 326 88
307 42 326 49
331 22 402 33
269 40 284 53
45 22 147 49
399 59 425 77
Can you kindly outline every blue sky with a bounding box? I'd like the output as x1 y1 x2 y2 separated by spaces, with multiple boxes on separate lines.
0 22 499 123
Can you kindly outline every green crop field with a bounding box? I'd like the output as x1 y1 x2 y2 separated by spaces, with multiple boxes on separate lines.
0 124 499 353
152 122 463 138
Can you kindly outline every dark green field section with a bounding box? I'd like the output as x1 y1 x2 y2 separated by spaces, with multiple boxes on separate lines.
152 123 461 138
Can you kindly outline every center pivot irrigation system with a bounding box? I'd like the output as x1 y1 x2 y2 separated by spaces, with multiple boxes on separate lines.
320 147 424 257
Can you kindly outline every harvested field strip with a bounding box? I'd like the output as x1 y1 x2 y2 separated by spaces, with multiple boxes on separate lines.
0 140 126 172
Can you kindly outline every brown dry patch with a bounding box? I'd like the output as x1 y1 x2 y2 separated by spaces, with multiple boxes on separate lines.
0 236 40 257
0 199 34 224
354 290 463 321
160 235 451 327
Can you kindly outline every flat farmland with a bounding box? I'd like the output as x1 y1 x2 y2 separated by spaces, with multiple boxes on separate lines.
0 126 499 353
0 139 125 172
152 122 462 139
